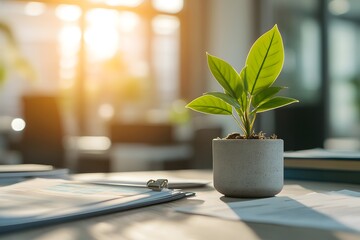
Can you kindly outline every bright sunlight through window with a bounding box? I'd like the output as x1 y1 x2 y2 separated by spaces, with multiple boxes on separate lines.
85 9 120 60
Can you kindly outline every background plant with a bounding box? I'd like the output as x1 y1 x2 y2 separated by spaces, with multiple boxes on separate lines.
186 25 298 138
0 22 35 85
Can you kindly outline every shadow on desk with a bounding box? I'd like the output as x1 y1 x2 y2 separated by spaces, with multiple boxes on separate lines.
221 196 352 226
217 196 354 240
245 221 344 240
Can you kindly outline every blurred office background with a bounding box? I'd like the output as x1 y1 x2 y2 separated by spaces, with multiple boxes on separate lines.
0 0 359 172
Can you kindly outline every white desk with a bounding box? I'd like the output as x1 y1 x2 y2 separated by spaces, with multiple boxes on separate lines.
1 170 360 240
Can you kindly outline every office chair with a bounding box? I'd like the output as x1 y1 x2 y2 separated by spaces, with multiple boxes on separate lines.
21 94 65 168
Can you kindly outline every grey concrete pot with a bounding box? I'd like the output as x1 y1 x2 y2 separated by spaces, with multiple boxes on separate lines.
213 139 283 198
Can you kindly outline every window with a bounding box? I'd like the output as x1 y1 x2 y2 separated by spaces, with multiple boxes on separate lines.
328 0 360 140
258 0 360 150
257 0 325 150
0 0 184 136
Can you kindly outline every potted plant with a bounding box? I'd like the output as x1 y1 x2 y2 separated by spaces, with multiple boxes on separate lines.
186 25 298 198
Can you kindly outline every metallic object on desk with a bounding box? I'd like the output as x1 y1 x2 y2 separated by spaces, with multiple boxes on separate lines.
147 179 168 191
86 178 170 191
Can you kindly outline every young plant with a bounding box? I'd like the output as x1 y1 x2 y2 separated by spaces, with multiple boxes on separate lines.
186 25 298 139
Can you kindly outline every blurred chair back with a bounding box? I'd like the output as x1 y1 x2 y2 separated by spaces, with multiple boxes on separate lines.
109 122 191 171
191 126 223 169
274 106 324 151
21 94 64 168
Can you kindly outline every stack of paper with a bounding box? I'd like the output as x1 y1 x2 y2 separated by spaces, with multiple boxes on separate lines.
284 148 360 170
284 148 360 183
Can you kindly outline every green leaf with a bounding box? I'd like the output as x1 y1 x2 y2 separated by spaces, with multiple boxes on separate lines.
246 24 284 95
207 53 243 99
186 95 232 115
238 66 249 112
252 86 285 108
256 96 299 113
205 92 241 110
239 66 248 93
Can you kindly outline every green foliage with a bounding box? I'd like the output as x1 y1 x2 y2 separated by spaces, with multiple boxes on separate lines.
186 25 299 138
0 63 6 85
0 22 36 84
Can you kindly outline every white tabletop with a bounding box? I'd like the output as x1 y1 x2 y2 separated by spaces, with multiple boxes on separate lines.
1 170 360 240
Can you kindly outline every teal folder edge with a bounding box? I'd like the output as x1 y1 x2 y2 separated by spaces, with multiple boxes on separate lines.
0 191 194 234
285 168 360 184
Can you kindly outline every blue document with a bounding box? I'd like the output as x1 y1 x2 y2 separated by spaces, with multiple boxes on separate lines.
0 178 193 233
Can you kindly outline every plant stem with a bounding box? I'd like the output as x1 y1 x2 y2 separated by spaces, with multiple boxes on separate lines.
244 111 251 138
250 112 257 132
232 113 246 134
243 95 254 138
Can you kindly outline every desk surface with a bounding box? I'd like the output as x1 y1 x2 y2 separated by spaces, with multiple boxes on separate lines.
2 170 360 240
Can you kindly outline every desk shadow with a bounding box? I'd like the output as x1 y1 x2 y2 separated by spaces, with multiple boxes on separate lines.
219 196 356 240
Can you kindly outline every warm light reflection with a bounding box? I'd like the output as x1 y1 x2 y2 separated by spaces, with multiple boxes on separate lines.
24 2 46 16
119 12 140 33
60 67 76 80
152 15 180 35
152 0 183 14
85 27 119 60
85 9 119 60
55 5 82 22
98 104 114 120
90 0 143 6
60 57 77 69
76 136 111 151
58 25 80 88
129 61 149 77
104 0 143 7
86 8 119 27
11 118 26 132
58 25 81 55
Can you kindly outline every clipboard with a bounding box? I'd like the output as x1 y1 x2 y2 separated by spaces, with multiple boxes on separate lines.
0 178 194 233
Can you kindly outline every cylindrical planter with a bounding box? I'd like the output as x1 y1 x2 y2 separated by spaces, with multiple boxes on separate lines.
213 139 283 198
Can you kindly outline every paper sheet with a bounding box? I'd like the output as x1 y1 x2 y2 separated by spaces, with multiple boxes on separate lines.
0 178 188 232
0 178 153 220
176 190 360 232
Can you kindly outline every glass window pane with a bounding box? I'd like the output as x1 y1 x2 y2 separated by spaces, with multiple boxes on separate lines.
329 19 360 137
0 0 183 136
152 15 180 105
271 0 321 104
